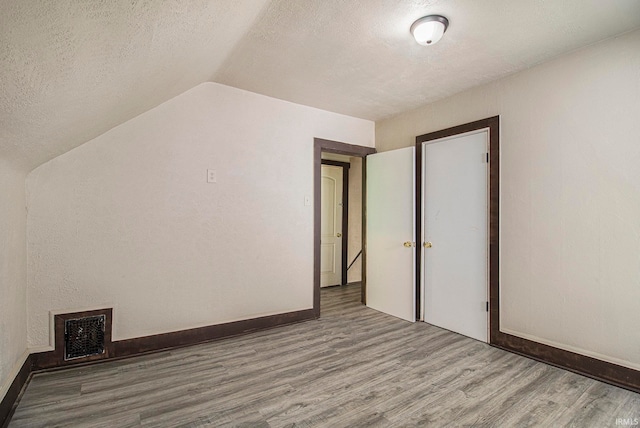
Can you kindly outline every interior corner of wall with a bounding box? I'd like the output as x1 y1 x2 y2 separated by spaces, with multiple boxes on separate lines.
0 349 30 400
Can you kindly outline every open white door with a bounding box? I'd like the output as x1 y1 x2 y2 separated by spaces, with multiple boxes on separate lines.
366 147 415 322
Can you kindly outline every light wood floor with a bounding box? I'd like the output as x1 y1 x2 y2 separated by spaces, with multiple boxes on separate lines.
10 283 640 427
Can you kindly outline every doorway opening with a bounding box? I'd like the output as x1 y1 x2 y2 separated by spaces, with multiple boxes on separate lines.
320 158 349 288
313 138 375 317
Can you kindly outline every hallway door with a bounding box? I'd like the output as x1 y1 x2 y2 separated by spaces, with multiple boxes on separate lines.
321 164 343 287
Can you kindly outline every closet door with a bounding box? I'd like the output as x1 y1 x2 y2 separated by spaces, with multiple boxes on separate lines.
366 147 416 322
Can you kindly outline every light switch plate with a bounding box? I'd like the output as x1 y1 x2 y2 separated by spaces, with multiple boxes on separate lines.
207 169 216 183
304 195 311 206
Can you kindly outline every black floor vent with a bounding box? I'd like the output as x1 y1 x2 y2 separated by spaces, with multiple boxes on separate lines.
64 315 106 360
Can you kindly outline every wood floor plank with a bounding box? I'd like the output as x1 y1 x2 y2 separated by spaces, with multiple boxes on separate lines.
9 283 640 427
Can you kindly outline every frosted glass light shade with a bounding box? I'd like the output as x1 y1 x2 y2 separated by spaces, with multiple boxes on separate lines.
411 15 449 46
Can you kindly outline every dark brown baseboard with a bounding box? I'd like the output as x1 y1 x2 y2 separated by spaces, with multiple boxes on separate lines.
114 308 316 358
1 308 316 427
492 332 640 394
32 308 316 370
0 354 32 428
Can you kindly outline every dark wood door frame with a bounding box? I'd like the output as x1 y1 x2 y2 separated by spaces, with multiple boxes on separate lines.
415 117 499 331
321 159 350 286
314 138 375 317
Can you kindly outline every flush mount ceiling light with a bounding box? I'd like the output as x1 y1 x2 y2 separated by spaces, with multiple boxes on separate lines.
410 15 449 46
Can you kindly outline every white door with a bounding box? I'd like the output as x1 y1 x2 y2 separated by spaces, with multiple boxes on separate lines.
422 130 488 342
366 147 416 322
320 165 343 287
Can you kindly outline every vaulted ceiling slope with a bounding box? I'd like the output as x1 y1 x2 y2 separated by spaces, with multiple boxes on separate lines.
2 0 640 170
0 0 271 170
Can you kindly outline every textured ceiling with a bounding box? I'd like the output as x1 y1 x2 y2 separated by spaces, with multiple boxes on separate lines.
216 0 640 121
2 0 640 170
0 0 271 169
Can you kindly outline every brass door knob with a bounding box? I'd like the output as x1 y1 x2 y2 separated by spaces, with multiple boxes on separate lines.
423 242 433 248
403 241 415 247
336 233 342 237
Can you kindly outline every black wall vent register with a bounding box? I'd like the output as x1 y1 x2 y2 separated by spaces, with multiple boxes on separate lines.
64 315 106 360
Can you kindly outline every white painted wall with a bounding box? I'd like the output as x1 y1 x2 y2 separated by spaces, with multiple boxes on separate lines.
26 82 374 348
0 160 28 401
376 29 640 370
